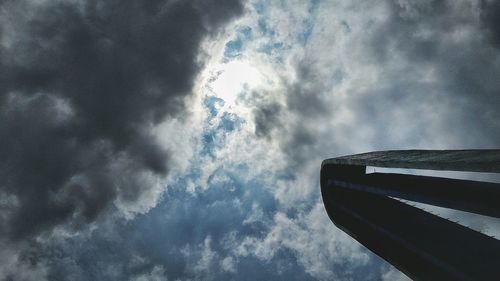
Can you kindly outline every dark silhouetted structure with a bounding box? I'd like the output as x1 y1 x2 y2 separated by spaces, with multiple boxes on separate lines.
321 150 500 281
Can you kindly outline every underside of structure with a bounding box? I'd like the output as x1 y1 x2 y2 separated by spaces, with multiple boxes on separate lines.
321 149 500 281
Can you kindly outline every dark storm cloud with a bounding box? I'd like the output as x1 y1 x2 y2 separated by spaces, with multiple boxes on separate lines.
0 0 243 240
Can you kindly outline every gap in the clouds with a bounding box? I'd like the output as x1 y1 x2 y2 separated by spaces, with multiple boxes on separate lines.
251 2 285 60
201 111 244 157
217 112 244 132
252 0 275 39
203 96 225 119
257 17 273 36
297 0 320 45
253 1 265 15
145 164 280 240
75 167 283 279
257 41 285 57
224 26 252 58
201 95 245 158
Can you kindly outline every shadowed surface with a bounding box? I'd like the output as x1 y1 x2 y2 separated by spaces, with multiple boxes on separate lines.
322 150 500 173
321 150 500 280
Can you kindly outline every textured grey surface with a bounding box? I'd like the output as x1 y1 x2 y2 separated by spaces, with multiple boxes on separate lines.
322 150 500 173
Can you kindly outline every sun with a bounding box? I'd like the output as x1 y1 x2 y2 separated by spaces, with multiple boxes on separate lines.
208 59 262 106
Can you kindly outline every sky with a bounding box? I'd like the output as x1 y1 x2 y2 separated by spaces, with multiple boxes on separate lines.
0 0 499 280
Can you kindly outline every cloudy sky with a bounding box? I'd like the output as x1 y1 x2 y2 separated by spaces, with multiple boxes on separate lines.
1 0 499 280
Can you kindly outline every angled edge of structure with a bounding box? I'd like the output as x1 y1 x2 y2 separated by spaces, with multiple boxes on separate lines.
321 149 500 173
320 149 500 281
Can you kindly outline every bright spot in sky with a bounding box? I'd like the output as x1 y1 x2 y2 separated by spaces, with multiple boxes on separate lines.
209 59 262 105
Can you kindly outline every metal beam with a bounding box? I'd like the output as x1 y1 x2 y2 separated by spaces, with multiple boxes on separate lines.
322 149 500 173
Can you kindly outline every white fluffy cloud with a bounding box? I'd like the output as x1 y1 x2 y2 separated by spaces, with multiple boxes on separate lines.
225 203 371 279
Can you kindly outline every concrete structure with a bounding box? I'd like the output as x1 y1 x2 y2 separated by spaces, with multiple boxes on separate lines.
321 150 500 281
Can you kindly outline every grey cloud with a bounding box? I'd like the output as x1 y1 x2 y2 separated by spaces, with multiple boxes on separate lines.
0 0 243 240
253 101 282 138
285 62 330 117
358 0 500 147
258 0 500 167
279 61 343 172
250 61 340 175
480 0 500 48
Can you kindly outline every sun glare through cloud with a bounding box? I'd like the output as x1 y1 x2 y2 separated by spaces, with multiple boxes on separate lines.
208 59 263 107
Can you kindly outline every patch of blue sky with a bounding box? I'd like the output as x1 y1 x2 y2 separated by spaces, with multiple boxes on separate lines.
203 95 225 120
332 69 344 83
275 170 297 182
233 255 317 281
257 18 275 36
201 131 217 157
257 41 284 56
217 112 244 132
267 248 318 281
257 41 287 65
251 0 276 37
128 202 245 275
206 167 277 212
224 25 253 59
298 0 320 45
125 167 280 261
224 39 244 58
253 0 266 15
250 3 292 60
284 195 319 220
238 25 252 38
201 95 245 157
200 113 244 158
298 23 313 45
